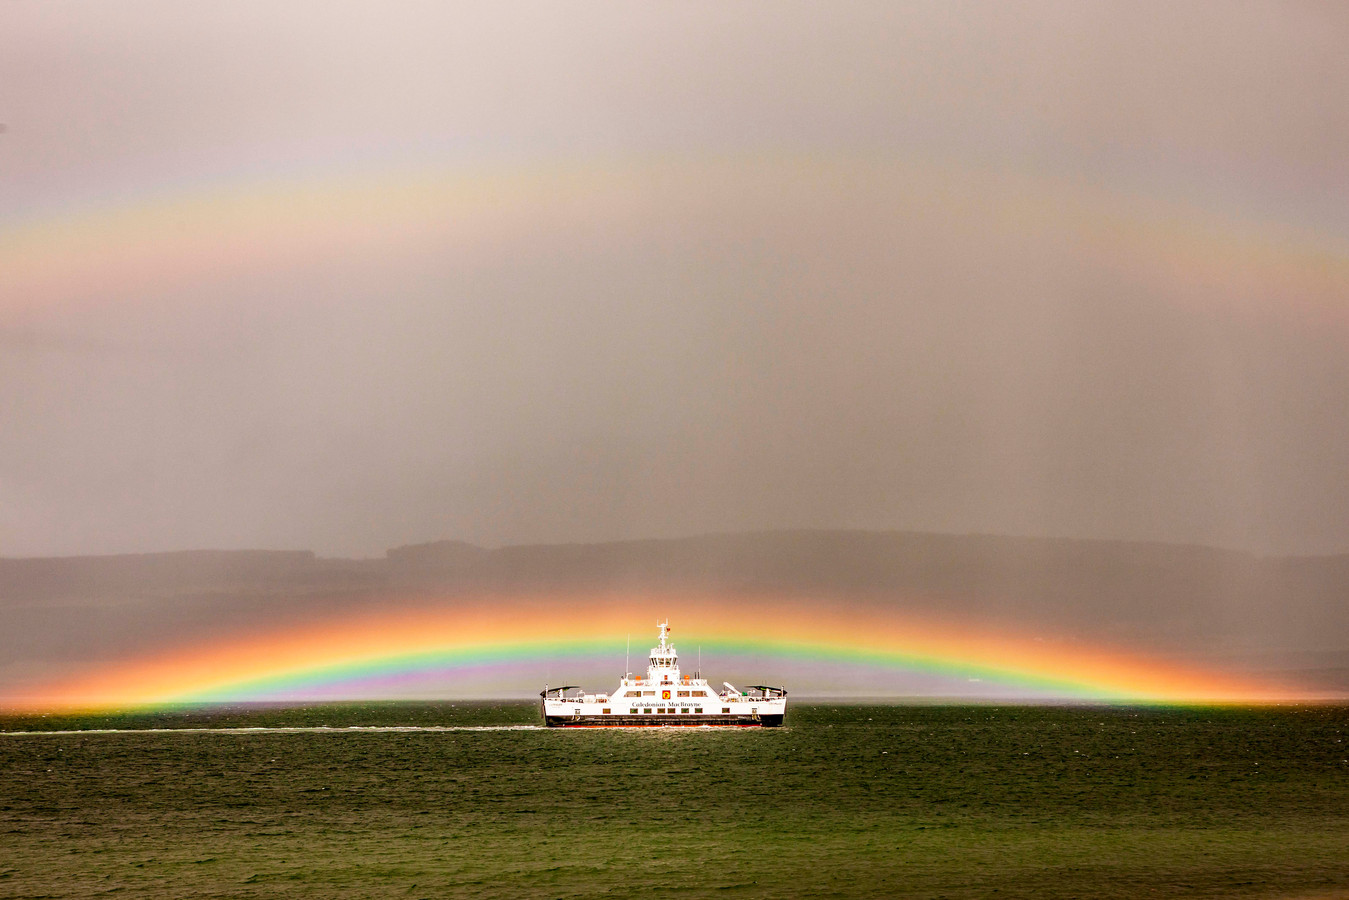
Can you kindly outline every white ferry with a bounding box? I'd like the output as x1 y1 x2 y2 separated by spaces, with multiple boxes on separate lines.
540 622 787 727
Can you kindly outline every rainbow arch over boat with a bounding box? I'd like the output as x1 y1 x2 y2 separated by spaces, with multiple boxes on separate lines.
7 595 1302 712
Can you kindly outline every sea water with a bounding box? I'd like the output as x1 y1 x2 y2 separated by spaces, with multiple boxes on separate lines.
1 703 1346 898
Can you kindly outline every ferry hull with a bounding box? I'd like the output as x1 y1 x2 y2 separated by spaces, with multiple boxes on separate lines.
544 713 784 728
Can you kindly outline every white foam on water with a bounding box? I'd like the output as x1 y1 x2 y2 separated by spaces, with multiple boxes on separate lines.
0 725 546 736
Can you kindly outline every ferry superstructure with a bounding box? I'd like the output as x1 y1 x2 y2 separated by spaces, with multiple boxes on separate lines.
540 622 787 727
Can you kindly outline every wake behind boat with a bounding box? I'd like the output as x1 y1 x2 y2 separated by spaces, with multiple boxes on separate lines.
540 622 787 727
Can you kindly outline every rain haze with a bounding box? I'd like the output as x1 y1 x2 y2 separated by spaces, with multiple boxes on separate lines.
2 2 1349 707
4 1 1348 559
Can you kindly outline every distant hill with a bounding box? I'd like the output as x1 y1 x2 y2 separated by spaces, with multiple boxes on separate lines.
2 531 1346 694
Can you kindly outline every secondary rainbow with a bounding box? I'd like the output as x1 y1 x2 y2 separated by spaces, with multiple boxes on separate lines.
4 153 1346 331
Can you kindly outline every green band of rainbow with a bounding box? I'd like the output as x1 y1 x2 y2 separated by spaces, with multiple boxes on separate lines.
7 597 1307 711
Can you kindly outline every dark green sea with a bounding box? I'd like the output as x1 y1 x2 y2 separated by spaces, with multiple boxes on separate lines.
1 703 1346 899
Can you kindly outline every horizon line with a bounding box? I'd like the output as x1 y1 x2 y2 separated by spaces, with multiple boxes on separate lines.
5 525 1349 562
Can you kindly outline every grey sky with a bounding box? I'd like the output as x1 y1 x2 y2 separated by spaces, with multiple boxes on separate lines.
2 2 1347 557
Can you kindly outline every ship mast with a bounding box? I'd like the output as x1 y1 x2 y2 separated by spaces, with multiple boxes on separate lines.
648 620 681 684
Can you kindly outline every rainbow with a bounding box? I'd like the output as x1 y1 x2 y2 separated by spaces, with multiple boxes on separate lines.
4 153 1346 330
5 595 1304 712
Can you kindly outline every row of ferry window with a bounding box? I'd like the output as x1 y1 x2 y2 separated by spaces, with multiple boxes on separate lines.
622 708 736 714
618 689 713 698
